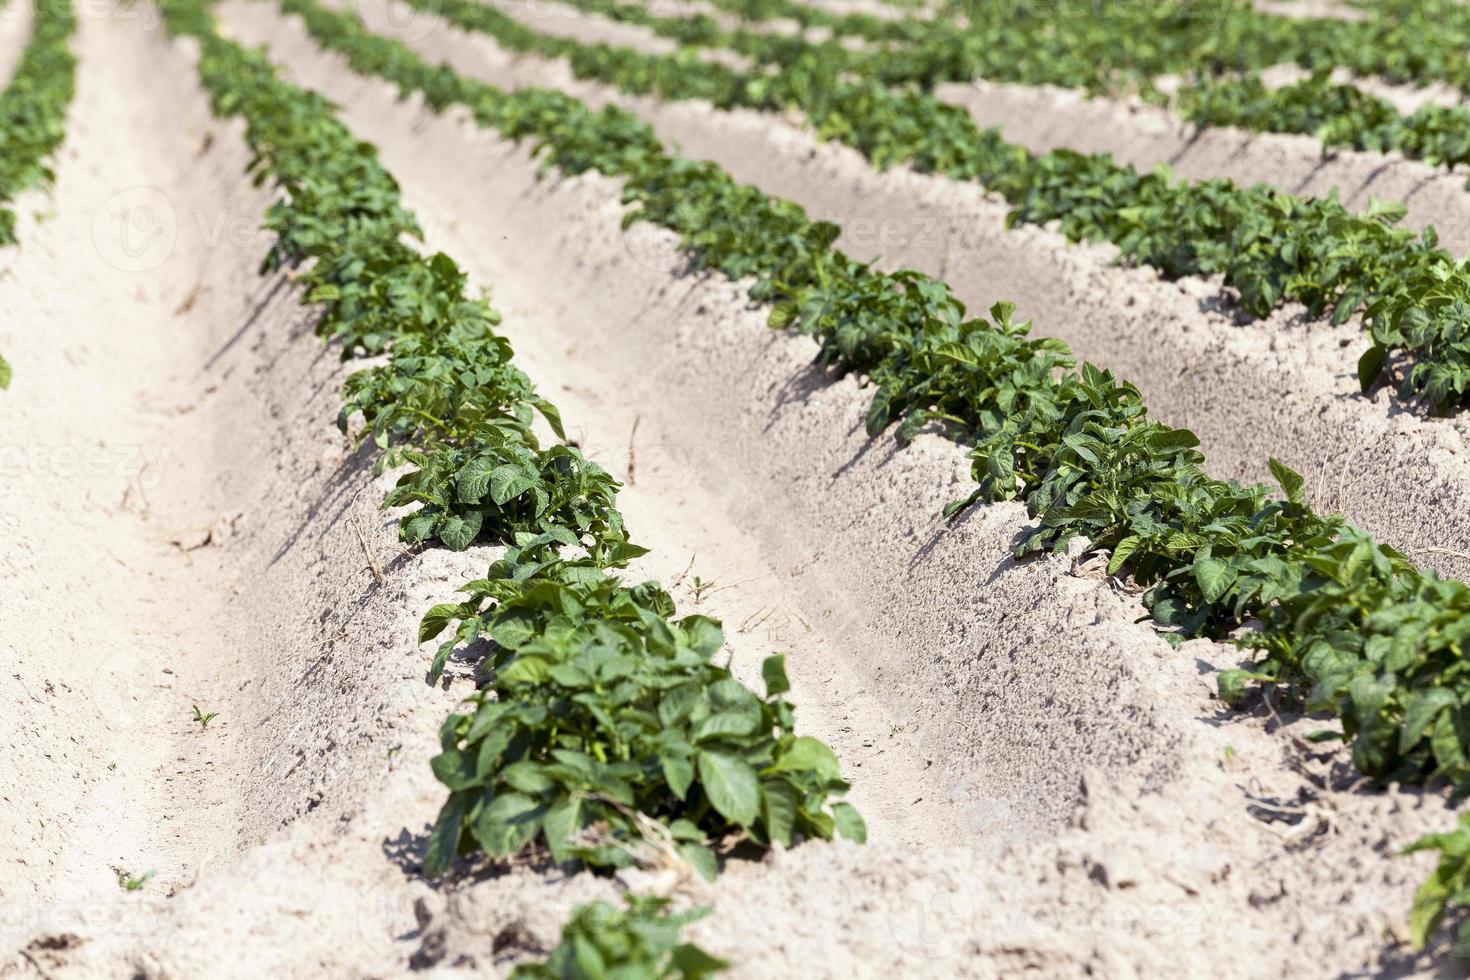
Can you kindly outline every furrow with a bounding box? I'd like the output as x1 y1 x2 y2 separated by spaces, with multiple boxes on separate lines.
0 3 454 956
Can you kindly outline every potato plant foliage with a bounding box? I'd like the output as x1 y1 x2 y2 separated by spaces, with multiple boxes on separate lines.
1177 70 1470 181
510 895 727 979
422 544 864 878
1407 814 1470 955
382 0 1470 414
534 0 1470 98
160 8 862 962
277 0 1470 949
0 0 75 246
0 0 79 389
649 0 1470 181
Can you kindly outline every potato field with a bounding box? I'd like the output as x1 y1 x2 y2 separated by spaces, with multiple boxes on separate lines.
3 0 1470 975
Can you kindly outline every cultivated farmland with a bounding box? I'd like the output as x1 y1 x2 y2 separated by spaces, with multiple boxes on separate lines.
3 0 1470 976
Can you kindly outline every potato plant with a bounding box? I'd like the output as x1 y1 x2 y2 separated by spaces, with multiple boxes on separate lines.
422 544 864 878
510 895 727 979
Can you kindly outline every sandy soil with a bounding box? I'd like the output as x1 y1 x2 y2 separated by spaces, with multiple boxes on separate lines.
0 2 1464 977
1253 0 1368 19
799 0 914 22
0 0 33 85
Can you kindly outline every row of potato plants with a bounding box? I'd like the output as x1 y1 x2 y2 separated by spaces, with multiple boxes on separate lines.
540 0 1470 184
546 0 1470 105
1173 70 1470 179
0 0 78 389
387 0 1470 416
693 0 1470 98
156 0 862 970
277 0 1470 951
734 0 1470 184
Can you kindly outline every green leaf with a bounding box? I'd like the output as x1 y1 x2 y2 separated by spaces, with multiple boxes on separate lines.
455 457 497 504
663 754 695 800
767 736 843 783
1432 708 1468 771
670 942 730 976
832 802 867 843
680 615 724 657
497 655 549 685
1402 689 1458 755
439 510 483 551
1107 535 1141 576
1267 457 1305 504
761 779 798 847
534 398 567 441
1217 669 1252 705
1145 427 1200 454
659 685 701 728
1194 556 1235 604
865 386 894 436
400 510 437 544
762 654 791 696
1357 344 1388 392
489 464 538 505
430 748 481 791
697 750 759 826
473 792 545 856
679 842 718 883
1410 861 1455 951
501 761 554 794
428 639 457 683
691 707 760 743
0 354 11 391
491 608 540 650
419 603 461 643
767 302 796 329
543 797 581 862
423 793 466 878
